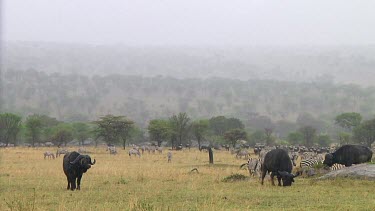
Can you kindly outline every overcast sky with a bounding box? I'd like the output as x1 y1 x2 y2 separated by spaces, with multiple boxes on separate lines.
3 0 375 46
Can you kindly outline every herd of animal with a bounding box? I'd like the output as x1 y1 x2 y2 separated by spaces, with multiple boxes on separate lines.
241 144 373 186
37 144 374 190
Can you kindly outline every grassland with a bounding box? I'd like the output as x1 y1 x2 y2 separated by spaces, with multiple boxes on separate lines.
1 147 375 211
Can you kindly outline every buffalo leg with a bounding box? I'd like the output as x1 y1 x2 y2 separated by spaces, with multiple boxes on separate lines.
70 176 76 191
270 172 275 186
66 177 70 190
77 175 82 190
261 170 267 185
277 176 282 186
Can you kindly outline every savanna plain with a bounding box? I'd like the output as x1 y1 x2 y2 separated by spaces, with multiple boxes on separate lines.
1 147 374 211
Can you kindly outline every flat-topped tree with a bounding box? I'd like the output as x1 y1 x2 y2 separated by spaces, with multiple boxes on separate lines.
93 115 134 150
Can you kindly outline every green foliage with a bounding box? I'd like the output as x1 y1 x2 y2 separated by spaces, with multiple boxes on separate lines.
0 113 22 146
25 115 43 147
299 126 317 147
287 131 303 145
224 128 247 147
93 115 134 149
316 134 331 147
222 173 247 182
338 132 351 145
169 113 191 147
249 130 266 145
72 122 91 146
191 119 209 149
209 116 244 136
353 118 375 147
50 123 73 147
148 119 170 147
335 112 362 131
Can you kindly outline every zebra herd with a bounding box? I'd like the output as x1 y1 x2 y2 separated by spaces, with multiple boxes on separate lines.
242 148 346 178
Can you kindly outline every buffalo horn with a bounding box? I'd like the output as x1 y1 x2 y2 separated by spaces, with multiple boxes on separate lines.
70 155 84 164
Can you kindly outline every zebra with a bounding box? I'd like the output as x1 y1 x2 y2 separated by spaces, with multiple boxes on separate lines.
56 149 69 157
236 149 249 159
78 148 89 154
156 147 163 154
129 149 141 158
167 151 172 163
300 159 323 168
241 158 262 177
44 151 55 159
108 146 117 155
330 163 346 171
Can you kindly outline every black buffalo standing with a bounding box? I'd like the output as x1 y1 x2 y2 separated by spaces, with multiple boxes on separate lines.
261 149 299 186
323 144 372 167
63 151 96 191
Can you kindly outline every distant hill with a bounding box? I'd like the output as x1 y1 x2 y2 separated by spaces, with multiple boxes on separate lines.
4 42 375 86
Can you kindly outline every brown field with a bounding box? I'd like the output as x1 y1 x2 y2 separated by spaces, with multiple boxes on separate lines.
1 147 375 211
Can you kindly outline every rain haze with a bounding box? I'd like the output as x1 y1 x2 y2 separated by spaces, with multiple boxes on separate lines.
2 1 375 210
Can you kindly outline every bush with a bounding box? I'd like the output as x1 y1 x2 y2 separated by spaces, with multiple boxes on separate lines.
222 173 247 182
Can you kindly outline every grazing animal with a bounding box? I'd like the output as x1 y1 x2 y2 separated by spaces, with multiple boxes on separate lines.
241 158 261 177
63 151 95 191
176 145 183 151
330 163 346 171
156 147 163 154
129 149 141 158
323 144 372 167
261 149 299 186
200 145 210 152
108 146 117 155
236 150 250 159
167 151 172 163
78 148 89 154
44 151 55 159
56 149 69 158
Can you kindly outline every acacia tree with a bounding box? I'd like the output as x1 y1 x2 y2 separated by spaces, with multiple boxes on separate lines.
335 112 362 131
0 113 22 146
93 115 134 149
353 119 375 147
191 119 209 150
25 114 43 147
148 119 170 147
224 129 247 148
72 122 91 146
264 128 275 146
169 113 190 147
50 123 73 147
299 126 316 147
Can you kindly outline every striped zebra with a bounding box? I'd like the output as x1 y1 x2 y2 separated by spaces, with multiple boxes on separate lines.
108 146 117 155
56 149 69 157
44 151 55 159
240 158 262 177
300 159 323 168
330 163 346 171
236 149 249 159
129 149 141 158
156 147 163 154
167 151 172 163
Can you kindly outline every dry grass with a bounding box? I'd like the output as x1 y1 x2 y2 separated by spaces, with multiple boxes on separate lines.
1 147 375 211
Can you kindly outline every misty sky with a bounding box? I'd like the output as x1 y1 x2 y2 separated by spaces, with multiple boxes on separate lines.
3 0 375 46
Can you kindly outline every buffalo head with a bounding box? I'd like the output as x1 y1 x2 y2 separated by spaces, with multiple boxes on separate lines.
278 171 299 186
70 155 96 172
323 153 334 167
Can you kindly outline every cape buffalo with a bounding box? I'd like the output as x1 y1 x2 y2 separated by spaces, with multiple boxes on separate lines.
323 144 372 167
261 149 299 186
63 151 95 191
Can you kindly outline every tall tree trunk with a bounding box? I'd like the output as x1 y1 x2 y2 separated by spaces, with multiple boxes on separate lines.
208 148 214 164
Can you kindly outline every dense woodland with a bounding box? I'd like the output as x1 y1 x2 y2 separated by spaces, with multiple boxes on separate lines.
1 69 375 147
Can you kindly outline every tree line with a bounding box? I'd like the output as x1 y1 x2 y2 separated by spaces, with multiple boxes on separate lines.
1 112 374 148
